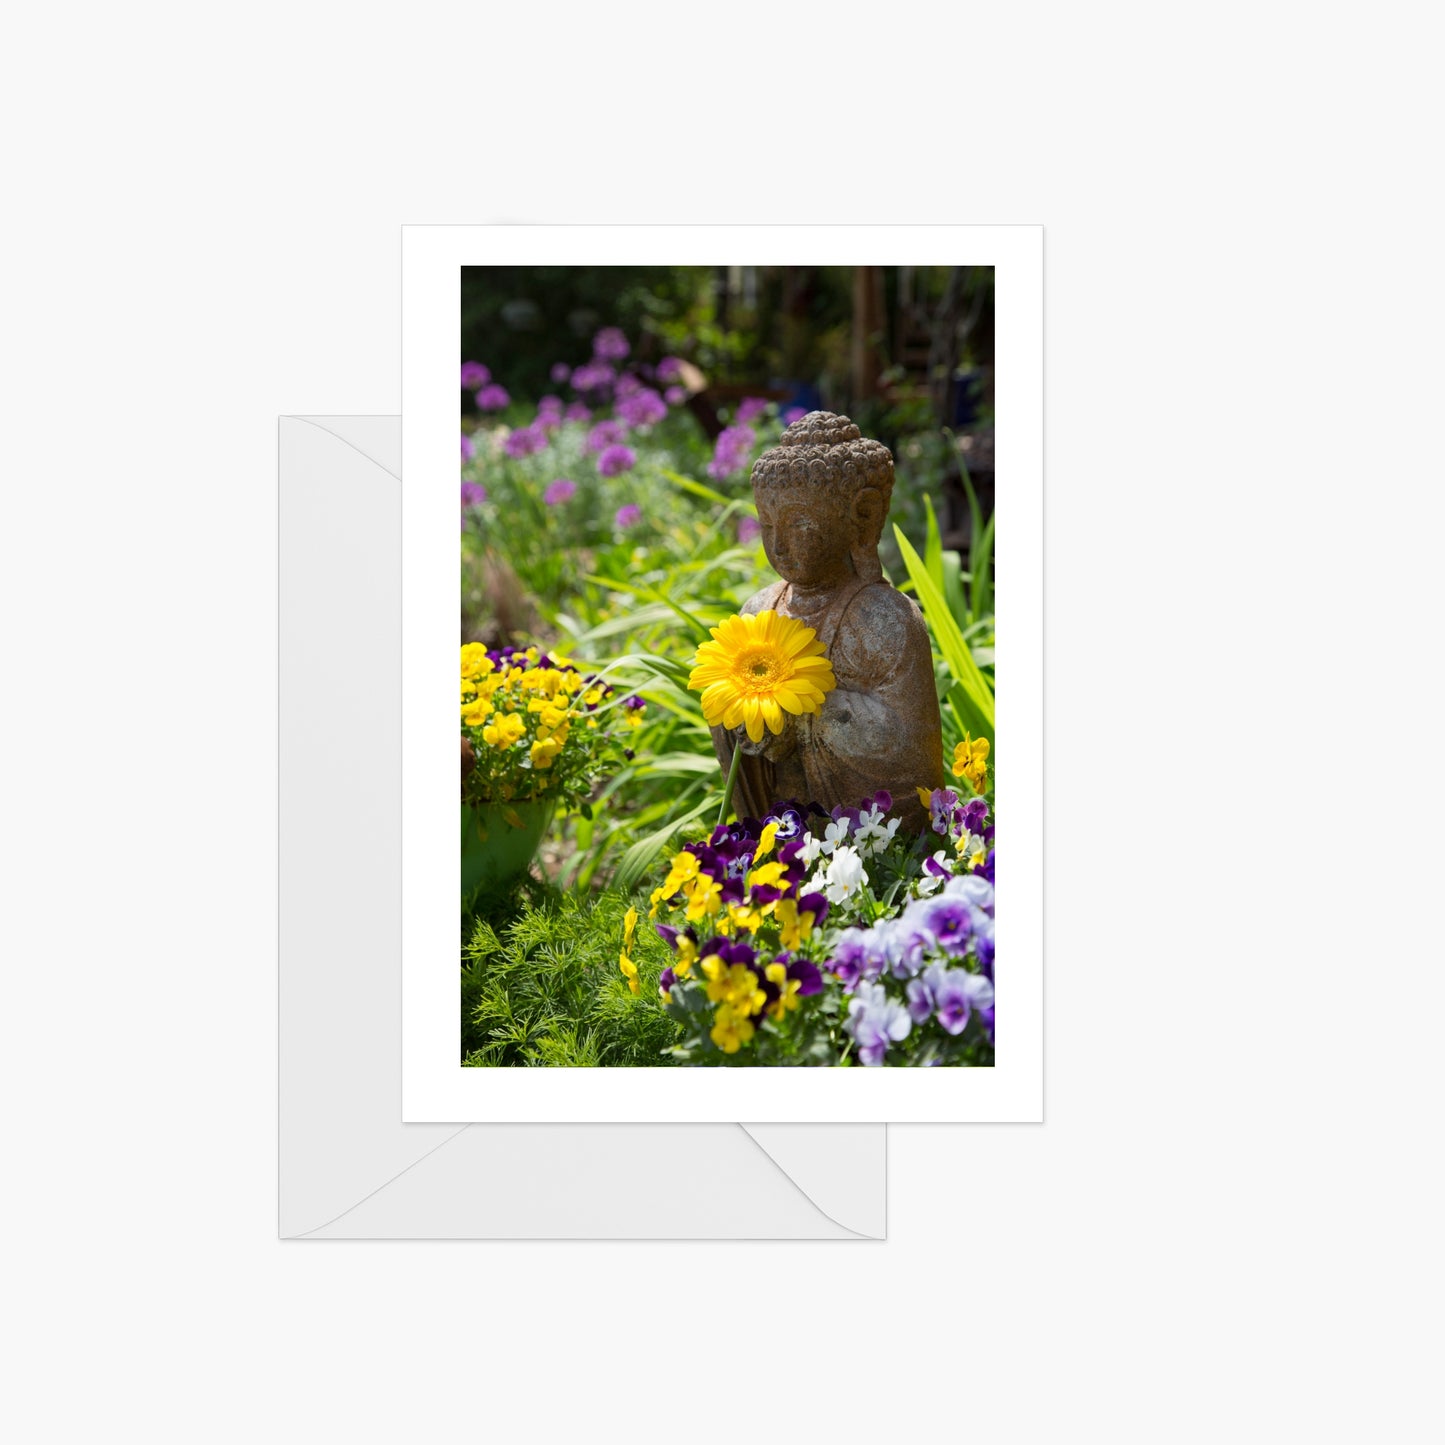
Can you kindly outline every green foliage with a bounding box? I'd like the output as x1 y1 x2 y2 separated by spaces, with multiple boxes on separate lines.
893 523 995 748
461 888 682 1067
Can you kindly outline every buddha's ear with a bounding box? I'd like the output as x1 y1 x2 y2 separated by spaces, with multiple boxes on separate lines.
850 487 885 581
852 487 884 543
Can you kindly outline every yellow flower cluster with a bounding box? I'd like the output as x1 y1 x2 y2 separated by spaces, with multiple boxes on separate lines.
461 643 650 809
702 958 766 1053
952 732 990 794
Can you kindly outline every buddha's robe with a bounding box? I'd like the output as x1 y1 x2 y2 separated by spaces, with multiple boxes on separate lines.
709 574 943 833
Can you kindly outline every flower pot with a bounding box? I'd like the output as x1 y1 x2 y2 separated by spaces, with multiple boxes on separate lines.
460 797 557 903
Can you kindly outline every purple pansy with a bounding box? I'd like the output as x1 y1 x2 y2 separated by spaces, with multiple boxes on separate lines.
913 894 974 954
846 982 913 1066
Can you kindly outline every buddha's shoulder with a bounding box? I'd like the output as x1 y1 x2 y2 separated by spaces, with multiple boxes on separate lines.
832 583 930 671
845 582 929 640
740 581 787 616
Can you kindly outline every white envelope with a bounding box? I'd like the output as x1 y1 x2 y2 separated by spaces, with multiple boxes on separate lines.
279 416 887 1239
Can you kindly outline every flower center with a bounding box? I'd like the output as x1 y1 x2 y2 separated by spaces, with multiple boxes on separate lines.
734 647 783 691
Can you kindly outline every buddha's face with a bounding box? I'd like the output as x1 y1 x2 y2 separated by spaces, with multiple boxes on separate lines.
756 488 856 588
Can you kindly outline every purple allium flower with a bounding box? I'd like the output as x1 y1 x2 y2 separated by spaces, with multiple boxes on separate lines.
544 477 577 505
614 372 641 399
781 405 807 427
460 361 490 389
585 419 627 454
460 481 487 508
735 397 770 425
570 360 616 392
565 401 593 423
664 384 687 406
614 503 642 530
503 424 548 458
550 362 572 384
597 444 636 477
738 516 762 545
592 326 630 361
461 433 475 461
846 982 912 1066
616 387 667 428
707 424 756 481
656 356 683 382
475 383 510 411
914 894 974 954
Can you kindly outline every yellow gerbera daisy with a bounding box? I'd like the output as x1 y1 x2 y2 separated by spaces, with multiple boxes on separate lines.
687 609 836 744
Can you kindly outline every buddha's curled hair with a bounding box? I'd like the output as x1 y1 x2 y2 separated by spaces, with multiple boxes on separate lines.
750 411 895 518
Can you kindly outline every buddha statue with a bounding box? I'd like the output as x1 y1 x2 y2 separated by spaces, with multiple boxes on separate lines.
711 411 943 833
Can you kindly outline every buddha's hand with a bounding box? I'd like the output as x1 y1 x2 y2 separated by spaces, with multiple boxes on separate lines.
730 715 797 759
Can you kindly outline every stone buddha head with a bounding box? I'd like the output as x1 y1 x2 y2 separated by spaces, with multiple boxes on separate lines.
750 412 895 588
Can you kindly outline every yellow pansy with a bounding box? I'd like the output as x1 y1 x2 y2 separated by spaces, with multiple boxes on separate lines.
623 907 637 949
618 951 640 996
482 713 526 749
726 903 764 935
529 736 563 770
460 643 494 681
773 896 819 952
765 961 803 1021
709 1004 755 1055
752 821 779 862
674 934 697 978
952 733 990 793
746 861 788 892
684 872 723 923
461 695 494 728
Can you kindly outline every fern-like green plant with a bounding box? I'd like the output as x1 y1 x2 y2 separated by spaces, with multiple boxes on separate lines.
462 889 682 1067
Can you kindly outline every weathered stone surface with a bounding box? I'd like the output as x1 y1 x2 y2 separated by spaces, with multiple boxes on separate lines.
712 411 944 832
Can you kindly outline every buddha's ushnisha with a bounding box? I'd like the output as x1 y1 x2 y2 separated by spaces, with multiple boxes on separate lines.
708 411 943 831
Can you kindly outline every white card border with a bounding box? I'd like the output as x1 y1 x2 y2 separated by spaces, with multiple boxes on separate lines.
402 224 1042 1122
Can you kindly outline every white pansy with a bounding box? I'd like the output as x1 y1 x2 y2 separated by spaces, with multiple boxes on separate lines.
818 816 851 856
823 843 868 903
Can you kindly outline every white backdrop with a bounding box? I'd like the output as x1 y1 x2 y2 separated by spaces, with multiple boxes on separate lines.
4 4 1439 1441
